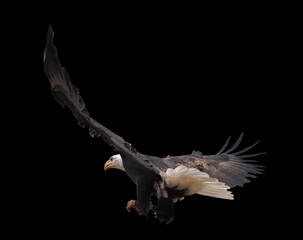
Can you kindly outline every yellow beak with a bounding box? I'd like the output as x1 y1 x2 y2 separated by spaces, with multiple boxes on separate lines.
104 160 112 171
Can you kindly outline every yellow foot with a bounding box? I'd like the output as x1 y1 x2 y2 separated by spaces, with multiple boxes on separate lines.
126 200 141 215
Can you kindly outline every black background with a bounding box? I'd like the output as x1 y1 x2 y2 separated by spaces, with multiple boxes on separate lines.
11 4 289 238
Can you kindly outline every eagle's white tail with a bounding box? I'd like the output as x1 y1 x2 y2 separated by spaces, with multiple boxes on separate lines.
161 165 234 200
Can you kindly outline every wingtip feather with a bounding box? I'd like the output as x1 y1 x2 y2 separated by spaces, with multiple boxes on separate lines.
224 133 244 154
216 135 231 155
232 140 260 156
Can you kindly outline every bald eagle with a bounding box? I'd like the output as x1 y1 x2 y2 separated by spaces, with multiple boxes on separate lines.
44 26 265 224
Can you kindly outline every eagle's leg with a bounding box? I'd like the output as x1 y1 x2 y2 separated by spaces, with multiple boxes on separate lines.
126 200 141 214
126 200 153 215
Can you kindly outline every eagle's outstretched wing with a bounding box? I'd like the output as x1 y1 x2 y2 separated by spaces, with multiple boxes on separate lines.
163 133 265 188
199 134 265 187
44 25 126 152
44 26 162 217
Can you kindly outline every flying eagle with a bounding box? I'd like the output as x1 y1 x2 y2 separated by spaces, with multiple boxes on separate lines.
44 26 265 224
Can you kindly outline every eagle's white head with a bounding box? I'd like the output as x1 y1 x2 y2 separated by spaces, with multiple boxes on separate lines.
104 154 125 171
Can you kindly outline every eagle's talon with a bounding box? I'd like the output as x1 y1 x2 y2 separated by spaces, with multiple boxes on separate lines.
126 200 141 215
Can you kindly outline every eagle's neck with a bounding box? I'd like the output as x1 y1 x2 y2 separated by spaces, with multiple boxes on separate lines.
113 154 125 171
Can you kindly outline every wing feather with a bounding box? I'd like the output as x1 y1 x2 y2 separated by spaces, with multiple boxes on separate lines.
44 25 126 151
232 141 260 156
163 135 265 188
200 135 265 187
224 133 243 154
216 136 231 154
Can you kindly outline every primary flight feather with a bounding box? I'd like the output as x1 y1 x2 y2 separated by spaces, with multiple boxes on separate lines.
44 26 265 224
